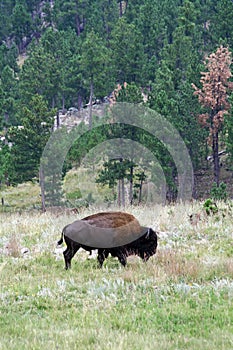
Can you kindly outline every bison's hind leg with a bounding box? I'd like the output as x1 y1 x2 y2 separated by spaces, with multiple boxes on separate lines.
63 241 80 270
97 249 109 268
63 247 70 270
117 253 127 267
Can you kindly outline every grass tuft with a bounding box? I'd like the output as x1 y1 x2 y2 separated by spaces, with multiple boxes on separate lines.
6 234 21 258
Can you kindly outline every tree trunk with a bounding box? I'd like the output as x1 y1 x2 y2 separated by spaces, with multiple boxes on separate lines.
119 1 123 17
88 79 94 130
117 179 121 207
62 94 65 111
56 110 60 129
4 112 9 124
121 178 125 208
212 131 220 186
78 93 82 110
138 177 143 204
75 14 81 36
39 166 46 212
129 164 134 205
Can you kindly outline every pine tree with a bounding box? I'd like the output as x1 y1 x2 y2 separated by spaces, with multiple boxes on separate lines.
0 142 14 187
18 28 82 109
80 29 111 129
0 0 15 41
112 82 143 104
53 0 90 35
209 0 233 48
0 44 19 127
7 95 54 184
149 0 205 170
110 17 146 85
18 44 53 105
192 46 233 185
39 28 82 109
11 0 33 53
0 65 18 127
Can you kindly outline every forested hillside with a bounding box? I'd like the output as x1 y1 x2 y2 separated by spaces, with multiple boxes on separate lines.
0 0 233 206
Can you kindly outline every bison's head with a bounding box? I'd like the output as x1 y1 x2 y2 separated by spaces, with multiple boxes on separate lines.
128 227 158 261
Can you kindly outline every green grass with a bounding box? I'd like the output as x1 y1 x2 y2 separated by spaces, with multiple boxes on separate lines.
0 182 41 212
63 168 114 206
0 167 113 212
0 203 233 349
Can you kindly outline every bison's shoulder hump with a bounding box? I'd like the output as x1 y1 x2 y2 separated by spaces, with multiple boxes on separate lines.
82 211 137 229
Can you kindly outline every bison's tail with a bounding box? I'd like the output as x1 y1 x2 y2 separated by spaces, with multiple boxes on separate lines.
57 230 64 246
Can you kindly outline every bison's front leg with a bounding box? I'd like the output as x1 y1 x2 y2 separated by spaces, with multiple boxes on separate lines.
108 248 127 267
139 252 150 262
115 249 127 267
63 241 80 269
97 249 109 268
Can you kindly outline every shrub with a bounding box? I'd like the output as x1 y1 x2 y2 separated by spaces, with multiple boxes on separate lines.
210 182 227 201
203 198 218 215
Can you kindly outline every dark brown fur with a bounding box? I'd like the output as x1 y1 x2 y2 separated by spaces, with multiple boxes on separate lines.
82 211 137 228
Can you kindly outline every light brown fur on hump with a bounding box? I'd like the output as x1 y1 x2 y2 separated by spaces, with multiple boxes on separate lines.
82 212 140 231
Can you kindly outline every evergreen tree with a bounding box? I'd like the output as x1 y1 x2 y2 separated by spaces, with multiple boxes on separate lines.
80 29 111 128
149 0 205 170
0 43 19 73
18 28 82 109
0 0 15 41
7 95 54 184
96 157 136 207
112 82 143 104
0 44 19 127
39 28 82 109
11 0 33 53
53 0 90 35
209 0 233 48
40 126 71 208
0 141 14 187
110 17 146 85
98 84 144 205
225 94 233 169
0 65 18 127
136 1 167 83
85 0 118 40
18 44 53 105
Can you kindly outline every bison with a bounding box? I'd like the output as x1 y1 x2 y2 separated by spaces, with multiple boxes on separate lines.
57 211 158 269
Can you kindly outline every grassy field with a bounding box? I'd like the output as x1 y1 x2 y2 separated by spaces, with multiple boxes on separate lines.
0 202 233 350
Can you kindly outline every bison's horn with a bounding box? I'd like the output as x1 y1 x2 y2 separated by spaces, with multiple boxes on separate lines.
145 228 150 239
